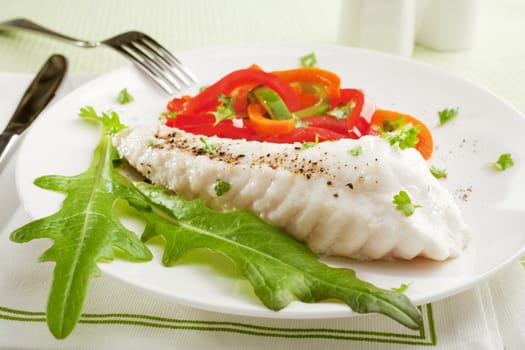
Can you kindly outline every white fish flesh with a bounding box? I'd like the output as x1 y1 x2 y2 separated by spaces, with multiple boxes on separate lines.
113 125 470 261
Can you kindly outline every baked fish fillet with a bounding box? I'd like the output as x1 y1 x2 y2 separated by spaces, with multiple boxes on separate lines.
114 125 470 261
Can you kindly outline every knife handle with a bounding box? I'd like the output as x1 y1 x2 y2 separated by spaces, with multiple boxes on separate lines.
5 54 67 134
0 132 19 173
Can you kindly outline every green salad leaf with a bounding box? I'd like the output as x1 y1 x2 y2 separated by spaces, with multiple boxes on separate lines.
10 107 153 339
135 182 422 329
10 107 423 338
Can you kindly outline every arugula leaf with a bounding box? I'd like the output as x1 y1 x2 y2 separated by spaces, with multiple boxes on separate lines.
392 191 421 216
134 182 423 330
117 88 134 104
300 52 318 67
430 166 448 179
489 153 514 172
9 107 153 339
437 107 459 126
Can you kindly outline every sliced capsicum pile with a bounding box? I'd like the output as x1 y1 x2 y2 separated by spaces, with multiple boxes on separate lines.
165 65 433 159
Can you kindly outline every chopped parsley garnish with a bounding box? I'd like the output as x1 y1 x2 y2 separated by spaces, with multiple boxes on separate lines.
293 114 310 128
489 153 514 171
349 145 363 156
214 179 231 196
300 52 318 67
328 101 355 120
210 94 236 125
116 88 134 104
382 125 421 150
379 116 405 133
438 107 459 126
147 139 163 147
430 166 447 179
391 283 411 293
301 134 320 150
392 191 421 217
164 111 178 119
199 136 219 155
376 116 420 151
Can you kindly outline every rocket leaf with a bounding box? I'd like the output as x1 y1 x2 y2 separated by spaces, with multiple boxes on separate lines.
9 107 153 339
134 182 422 330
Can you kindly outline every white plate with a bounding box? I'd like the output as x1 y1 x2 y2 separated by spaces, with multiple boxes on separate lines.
16 44 525 319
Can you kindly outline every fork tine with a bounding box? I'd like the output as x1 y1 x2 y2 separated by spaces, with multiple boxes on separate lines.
115 44 178 94
140 34 198 84
127 41 185 90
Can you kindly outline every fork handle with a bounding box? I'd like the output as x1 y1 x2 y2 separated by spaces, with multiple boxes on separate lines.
0 18 99 48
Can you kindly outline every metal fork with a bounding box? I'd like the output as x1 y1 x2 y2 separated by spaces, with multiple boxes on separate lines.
0 18 197 94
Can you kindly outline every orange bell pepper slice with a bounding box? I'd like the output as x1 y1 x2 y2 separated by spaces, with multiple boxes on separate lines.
247 103 295 136
271 67 341 101
370 109 434 160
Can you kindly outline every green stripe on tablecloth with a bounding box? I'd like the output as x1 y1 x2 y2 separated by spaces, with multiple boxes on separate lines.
0 304 436 345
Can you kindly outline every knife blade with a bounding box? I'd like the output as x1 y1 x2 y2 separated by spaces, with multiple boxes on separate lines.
0 54 67 172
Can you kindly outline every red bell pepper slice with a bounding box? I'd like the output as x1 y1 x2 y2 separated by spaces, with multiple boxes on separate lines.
330 88 367 136
167 95 191 113
262 126 347 144
183 68 301 114
272 67 341 101
166 113 255 139
301 115 347 134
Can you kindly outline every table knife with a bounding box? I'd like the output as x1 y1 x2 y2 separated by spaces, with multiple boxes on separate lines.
0 54 67 172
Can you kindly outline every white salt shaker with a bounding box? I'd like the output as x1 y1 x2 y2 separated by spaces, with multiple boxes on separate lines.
416 0 481 51
338 0 481 56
